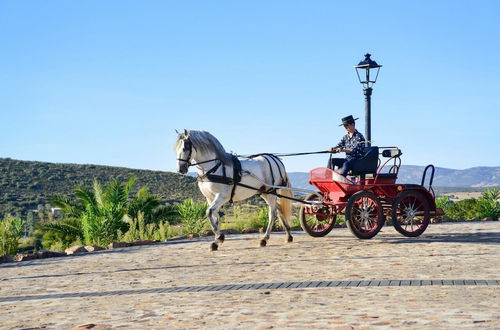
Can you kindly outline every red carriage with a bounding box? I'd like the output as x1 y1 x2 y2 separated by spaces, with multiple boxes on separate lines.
299 146 443 239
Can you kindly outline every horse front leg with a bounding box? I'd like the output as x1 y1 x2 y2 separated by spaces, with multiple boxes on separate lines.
206 193 229 251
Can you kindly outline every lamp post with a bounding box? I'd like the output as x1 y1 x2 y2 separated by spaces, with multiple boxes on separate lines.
354 53 382 146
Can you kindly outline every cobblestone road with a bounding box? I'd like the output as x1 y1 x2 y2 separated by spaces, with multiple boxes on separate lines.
1 221 499 329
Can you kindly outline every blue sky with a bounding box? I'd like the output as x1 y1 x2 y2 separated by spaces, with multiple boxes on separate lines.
1 0 499 172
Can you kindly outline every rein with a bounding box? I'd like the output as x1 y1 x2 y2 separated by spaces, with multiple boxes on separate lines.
239 150 332 158
177 137 320 204
176 158 219 167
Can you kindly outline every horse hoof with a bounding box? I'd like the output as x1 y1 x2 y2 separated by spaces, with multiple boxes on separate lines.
217 233 225 244
210 242 218 251
259 239 267 247
286 235 293 243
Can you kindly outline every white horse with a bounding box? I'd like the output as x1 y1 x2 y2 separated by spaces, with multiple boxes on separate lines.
175 129 294 251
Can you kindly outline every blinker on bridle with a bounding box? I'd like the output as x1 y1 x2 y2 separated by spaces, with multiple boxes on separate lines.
177 138 193 164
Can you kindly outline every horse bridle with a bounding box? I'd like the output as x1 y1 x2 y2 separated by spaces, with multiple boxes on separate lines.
177 138 194 165
177 138 218 167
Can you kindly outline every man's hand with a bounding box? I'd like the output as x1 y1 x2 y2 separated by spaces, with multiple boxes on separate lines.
328 147 351 153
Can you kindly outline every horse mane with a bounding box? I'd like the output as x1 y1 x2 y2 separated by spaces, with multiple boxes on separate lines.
176 130 233 165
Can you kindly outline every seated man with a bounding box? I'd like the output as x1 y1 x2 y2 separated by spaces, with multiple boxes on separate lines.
327 115 366 176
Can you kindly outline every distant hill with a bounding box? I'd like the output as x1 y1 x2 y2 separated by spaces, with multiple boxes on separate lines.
398 165 500 187
287 165 500 191
0 158 203 218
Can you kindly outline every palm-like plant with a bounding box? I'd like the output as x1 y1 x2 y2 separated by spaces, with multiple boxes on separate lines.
49 194 85 218
43 175 182 246
38 217 84 248
128 187 162 223
44 176 145 246
151 204 180 225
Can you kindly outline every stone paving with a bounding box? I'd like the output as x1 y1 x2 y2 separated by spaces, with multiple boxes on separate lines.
0 221 499 329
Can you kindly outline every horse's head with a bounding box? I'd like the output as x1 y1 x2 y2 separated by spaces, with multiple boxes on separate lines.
175 129 193 174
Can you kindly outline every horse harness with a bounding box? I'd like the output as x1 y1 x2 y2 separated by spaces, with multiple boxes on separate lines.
201 154 289 203
178 138 288 203
199 154 242 202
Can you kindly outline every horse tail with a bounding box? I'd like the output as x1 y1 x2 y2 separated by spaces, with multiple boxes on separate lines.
277 175 293 222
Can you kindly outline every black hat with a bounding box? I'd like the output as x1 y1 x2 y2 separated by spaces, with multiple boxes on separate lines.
339 115 359 127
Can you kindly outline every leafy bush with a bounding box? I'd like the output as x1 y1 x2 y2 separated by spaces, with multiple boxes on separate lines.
17 235 42 254
246 207 271 229
38 217 84 250
336 215 346 225
40 233 67 252
477 188 500 219
443 198 480 220
437 189 500 220
0 216 24 256
118 212 175 242
177 199 207 234
225 205 304 231
436 196 451 210
246 207 303 230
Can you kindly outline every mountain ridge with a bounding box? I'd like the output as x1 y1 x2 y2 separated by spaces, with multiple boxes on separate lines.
287 165 500 190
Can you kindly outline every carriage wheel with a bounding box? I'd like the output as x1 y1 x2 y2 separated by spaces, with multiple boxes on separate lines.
299 193 336 237
345 190 384 239
391 190 430 237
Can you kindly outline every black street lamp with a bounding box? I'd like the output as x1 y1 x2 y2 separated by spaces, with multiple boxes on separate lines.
354 53 382 146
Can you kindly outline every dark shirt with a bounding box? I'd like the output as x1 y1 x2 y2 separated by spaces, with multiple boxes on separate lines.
335 130 366 160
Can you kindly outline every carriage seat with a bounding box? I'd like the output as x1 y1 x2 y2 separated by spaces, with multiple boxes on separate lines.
350 146 379 176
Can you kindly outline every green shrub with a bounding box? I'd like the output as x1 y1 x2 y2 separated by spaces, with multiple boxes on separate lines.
436 196 451 210
18 236 39 253
242 207 291 230
38 217 84 250
336 215 346 225
225 206 302 231
0 216 24 256
435 190 500 221
246 207 270 229
118 212 176 242
443 198 480 220
289 215 301 228
177 199 208 234
80 210 128 247
477 188 500 219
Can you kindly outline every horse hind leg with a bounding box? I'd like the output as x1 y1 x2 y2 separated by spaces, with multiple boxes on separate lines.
260 197 278 247
277 204 293 243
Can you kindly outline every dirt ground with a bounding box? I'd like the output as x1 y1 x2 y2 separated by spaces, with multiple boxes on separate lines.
442 191 483 201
